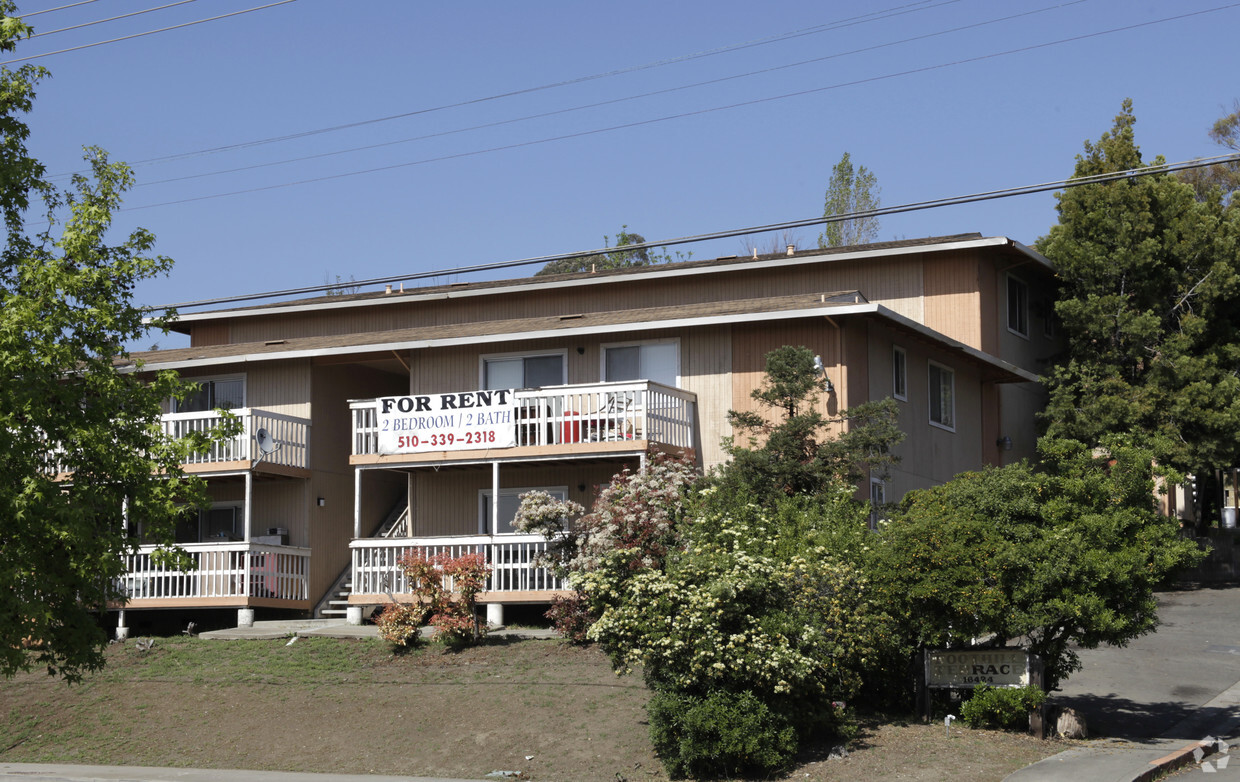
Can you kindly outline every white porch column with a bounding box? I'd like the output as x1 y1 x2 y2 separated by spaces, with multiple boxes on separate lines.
490 461 500 541
346 605 363 626
115 609 129 641
243 470 253 543
354 468 362 538
237 608 255 628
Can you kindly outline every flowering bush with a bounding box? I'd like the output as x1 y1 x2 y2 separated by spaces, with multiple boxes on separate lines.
372 603 425 647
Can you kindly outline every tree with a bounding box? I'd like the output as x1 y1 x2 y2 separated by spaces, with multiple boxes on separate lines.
1180 99 1240 203
536 225 686 275
876 437 1202 691
817 152 881 248
723 345 903 500
0 6 210 681
1035 99 1240 519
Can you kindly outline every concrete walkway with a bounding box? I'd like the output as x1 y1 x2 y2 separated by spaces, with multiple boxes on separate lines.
197 619 560 641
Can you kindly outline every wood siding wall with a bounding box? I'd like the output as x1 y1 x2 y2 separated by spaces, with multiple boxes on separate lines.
923 251 983 350
212 252 939 347
410 462 627 537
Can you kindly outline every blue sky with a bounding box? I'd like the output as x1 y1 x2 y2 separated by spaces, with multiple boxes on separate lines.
12 0 1239 340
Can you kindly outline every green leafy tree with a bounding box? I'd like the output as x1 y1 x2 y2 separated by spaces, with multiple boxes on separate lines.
1036 99 1240 520
818 152 881 248
536 225 687 276
724 345 903 499
1180 98 1240 202
876 437 1203 691
0 5 211 681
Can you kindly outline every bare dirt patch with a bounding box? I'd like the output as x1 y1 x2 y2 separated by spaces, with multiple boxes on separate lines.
0 636 1066 780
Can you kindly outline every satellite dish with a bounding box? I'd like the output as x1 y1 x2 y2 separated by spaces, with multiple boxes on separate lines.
256 427 278 455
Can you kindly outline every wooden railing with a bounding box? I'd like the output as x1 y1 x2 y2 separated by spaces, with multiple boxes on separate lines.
350 381 696 456
162 408 310 469
120 542 311 601
350 535 566 595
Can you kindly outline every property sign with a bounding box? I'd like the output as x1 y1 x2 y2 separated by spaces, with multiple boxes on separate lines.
377 390 517 454
925 649 1032 689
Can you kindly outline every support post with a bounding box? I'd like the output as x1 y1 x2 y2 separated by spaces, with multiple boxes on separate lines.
486 602 504 628
237 607 255 628
353 468 362 539
116 609 129 641
346 605 363 626
243 469 253 543
490 461 499 541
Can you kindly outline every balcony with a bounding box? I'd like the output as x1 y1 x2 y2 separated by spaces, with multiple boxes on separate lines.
349 381 696 464
163 408 311 475
348 535 567 604
119 542 311 608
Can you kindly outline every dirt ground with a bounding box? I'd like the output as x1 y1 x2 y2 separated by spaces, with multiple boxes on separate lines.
0 636 1066 781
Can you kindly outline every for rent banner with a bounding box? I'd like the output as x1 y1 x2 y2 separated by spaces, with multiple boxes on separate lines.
376 390 517 454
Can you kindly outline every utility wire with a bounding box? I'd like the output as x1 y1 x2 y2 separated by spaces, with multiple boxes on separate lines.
27 1 198 39
0 0 298 64
126 2 1240 212
149 153 1240 313
134 0 1092 189
20 0 101 18
106 0 965 169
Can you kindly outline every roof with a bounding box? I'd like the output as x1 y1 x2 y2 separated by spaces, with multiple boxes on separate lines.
164 233 1052 332
128 289 1037 384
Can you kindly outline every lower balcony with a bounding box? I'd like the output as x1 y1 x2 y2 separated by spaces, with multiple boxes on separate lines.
348 535 568 606
120 542 311 609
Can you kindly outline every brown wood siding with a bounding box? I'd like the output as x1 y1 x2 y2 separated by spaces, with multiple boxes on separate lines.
923 251 984 349
190 323 229 347
730 319 844 442
248 360 311 418
307 362 409 603
251 479 307 545
681 326 731 470
220 254 933 346
412 462 629 537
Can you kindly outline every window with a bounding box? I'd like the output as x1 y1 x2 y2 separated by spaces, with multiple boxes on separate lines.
482 352 566 390
928 362 955 430
174 376 244 413
892 346 907 401
479 487 567 534
1007 276 1029 338
869 478 887 530
602 340 679 387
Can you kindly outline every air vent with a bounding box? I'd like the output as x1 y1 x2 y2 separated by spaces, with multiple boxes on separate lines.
559 314 584 321
264 339 287 346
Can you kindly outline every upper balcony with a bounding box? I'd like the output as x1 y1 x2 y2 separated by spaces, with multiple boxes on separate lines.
163 408 311 476
349 380 696 465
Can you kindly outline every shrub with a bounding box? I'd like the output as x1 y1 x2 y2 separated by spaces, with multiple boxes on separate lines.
544 591 593 644
647 689 797 779
372 603 425 647
960 684 1047 731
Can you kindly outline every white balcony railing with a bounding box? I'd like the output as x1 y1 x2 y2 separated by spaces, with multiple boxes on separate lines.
162 408 310 469
350 535 566 596
350 381 696 457
120 542 310 601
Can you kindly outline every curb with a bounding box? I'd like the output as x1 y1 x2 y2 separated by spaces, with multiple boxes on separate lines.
1137 741 1203 782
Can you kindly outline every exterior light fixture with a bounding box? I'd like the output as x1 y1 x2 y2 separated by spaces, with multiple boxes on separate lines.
997 436 1013 451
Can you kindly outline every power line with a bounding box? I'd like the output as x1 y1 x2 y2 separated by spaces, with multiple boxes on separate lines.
126 2 1240 212
0 0 298 64
133 0 1092 190
27 1 199 39
20 0 102 18
104 0 965 170
149 153 1240 313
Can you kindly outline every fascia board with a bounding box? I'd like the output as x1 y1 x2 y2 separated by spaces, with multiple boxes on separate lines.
161 236 1023 326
